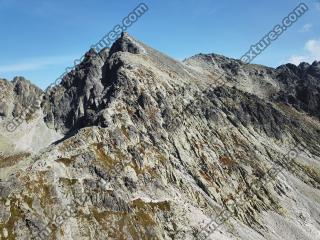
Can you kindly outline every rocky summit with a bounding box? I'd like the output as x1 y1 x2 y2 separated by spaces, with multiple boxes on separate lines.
0 32 319 240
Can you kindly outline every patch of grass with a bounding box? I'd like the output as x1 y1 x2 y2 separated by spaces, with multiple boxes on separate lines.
199 170 213 183
126 106 134 116
219 155 236 168
59 178 77 186
0 152 31 168
25 171 55 209
147 106 159 121
130 162 158 178
0 198 24 240
134 211 156 226
157 153 167 165
131 198 170 212
85 206 160 239
22 194 33 209
294 160 320 184
121 126 129 139
92 143 115 169
55 157 74 166
25 110 37 123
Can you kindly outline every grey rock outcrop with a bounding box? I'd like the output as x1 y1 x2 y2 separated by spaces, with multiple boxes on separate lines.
0 76 42 119
274 61 320 118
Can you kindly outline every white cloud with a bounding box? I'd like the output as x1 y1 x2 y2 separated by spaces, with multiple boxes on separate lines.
288 39 320 65
0 56 75 73
305 39 320 56
288 55 308 65
300 23 312 32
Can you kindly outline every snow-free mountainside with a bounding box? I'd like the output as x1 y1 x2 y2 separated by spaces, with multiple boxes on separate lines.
0 33 320 240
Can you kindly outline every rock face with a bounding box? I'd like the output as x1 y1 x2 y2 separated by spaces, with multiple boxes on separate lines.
274 61 320 118
0 76 42 119
0 77 62 154
0 33 320 240
42 48 109 133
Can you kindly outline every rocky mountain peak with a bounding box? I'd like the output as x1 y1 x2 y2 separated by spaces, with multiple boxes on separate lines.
309 60 320 76
298 62 310 71
0 76 42 119
109 32 147 55
12 76 28 84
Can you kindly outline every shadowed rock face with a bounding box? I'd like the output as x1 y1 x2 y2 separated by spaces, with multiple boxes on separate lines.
42 48 109 133
0 33 320 240
274 61 320 118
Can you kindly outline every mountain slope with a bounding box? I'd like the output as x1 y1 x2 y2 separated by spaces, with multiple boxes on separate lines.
0 33 319 240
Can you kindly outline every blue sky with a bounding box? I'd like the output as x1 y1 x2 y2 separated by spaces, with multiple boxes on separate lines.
0 0 319 89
